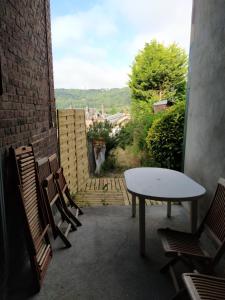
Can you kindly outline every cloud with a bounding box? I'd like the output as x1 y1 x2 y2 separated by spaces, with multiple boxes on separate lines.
125 26 191 61
107 0 192 51
51 0 192 88
71 45 108 62
52 5 117 48
107 0 192 32
54 57 129 89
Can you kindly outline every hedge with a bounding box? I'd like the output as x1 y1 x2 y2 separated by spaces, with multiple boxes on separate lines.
146 101 185 170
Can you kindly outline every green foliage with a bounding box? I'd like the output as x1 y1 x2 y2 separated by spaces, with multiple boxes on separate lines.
116 114 154 152
116 122 135 150
115 100 155 153
146 101 185 170
129 40 188 102
116 111 161 156
124 40 187 158
87 120 112 141
133 114 154 151
55 87 131 113
101 154 117 172
87 121 118 156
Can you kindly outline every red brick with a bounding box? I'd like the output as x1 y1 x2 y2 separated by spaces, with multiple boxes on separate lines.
0 0 57 158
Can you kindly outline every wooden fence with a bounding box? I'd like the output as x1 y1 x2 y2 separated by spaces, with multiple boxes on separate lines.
57 109 89 194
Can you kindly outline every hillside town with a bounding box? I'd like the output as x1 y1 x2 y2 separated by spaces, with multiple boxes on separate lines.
85 106 130 131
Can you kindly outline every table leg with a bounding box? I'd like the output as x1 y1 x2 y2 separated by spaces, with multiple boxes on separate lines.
167 201 171 218
132 194 136 217
139 196 145 257
191 201 198 233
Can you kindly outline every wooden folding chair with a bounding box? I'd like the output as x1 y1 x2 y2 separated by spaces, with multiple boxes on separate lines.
12 146 52 291
158 178 225 293
183 273 225 300
49 154 83 226
37 158 77 248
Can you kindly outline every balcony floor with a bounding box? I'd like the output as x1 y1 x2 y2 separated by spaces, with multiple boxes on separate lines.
31 205 189 300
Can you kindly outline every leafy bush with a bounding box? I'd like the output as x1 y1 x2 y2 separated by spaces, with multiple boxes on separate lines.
101 154 117 172
146 101 185 170
115 121 135 150
116 117 153 152
133 113 155 151
87 120 118 157
87 120 113 141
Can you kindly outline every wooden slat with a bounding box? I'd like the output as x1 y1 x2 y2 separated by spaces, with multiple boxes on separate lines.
21 169 36 180
183 273 225 300
13 145 52 289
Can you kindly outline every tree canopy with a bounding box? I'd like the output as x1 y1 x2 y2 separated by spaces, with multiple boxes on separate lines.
129 40 188 103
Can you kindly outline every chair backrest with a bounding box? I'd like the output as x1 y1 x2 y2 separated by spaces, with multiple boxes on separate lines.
37 157 58 236
13 146 52 287
49 153 59 174
48 154 67 194
183 273 225 300
43 174 59 206
55 168 67 192
37 157 51 184
203 178 225 263
204 178 225 244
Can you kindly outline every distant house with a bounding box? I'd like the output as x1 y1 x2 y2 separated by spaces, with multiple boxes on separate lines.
85 107 105 128
153 100 172 113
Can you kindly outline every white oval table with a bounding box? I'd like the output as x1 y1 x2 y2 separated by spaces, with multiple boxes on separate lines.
124 168 206 256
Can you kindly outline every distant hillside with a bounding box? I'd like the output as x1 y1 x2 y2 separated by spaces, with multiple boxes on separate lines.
55 87 131 114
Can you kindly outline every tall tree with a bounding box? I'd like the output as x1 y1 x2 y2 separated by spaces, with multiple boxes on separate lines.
129 40 188 103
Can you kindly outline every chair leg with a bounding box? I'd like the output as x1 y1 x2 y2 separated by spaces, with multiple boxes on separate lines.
56 226 72 248
160 257 178 273
65 189 84 215
56 201 77 231
58 192 82 227
65 207 82 227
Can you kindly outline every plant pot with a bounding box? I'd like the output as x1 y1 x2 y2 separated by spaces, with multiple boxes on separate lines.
93 138 105 146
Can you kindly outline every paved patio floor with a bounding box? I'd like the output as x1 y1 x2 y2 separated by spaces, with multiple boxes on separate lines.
2 204 192 300
23 205 191 300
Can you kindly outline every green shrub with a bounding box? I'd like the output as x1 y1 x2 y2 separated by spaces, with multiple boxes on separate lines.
146 101 185 170
87 120 118 157
101 154 117 172
115 121 135 150
116 115 155 152
87 120 113 141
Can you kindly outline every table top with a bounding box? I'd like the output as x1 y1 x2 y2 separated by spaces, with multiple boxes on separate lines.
124 168 206 201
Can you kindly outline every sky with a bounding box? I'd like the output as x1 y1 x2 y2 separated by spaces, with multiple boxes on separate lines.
51 0 193 89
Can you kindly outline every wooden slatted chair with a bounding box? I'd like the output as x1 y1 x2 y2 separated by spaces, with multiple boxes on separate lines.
37 158 77 248
12 146 52 291
49 154 83 226
158 178 225 293
183 273 225 300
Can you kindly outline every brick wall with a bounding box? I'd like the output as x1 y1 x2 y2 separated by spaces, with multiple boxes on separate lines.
0 0 57 158
0 1 57 297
